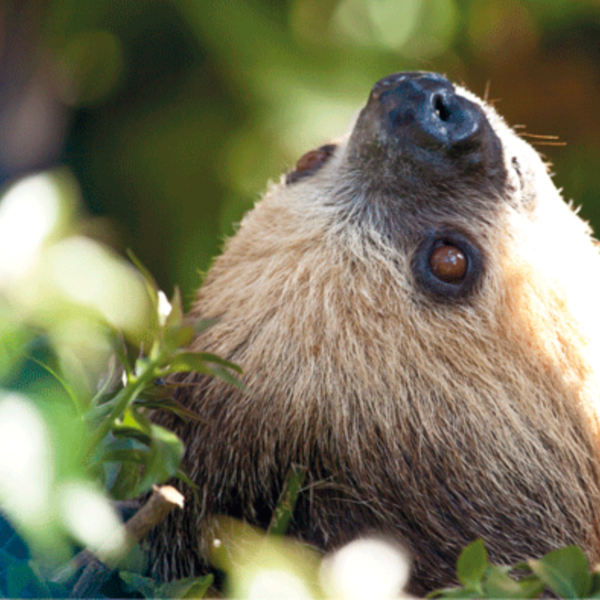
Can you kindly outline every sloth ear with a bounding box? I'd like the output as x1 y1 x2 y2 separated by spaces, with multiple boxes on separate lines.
286 144 337 185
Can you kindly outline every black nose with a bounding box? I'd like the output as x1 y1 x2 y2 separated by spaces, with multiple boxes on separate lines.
350 72 490 153
367 72 485 150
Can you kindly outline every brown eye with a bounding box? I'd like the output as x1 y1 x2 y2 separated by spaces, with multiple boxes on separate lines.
286 144 336 184
412 230 483 301
429 245 467 283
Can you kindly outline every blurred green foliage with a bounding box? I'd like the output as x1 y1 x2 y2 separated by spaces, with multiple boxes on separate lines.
1 0 593 306
429 540 600 599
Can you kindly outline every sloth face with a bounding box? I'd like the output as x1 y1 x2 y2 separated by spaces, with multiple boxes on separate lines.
152 72 600 597
281 72 579 310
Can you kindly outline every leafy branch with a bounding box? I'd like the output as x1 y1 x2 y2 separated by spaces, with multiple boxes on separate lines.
429 540 600 599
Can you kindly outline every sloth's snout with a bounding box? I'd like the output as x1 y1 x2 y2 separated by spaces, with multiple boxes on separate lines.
368 72 486 150
347 71 506 189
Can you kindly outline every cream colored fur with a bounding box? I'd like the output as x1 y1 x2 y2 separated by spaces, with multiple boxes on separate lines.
151 83 600 594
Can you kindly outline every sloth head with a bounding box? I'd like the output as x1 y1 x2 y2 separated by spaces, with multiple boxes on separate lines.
199 72 600 423
176 73 600 592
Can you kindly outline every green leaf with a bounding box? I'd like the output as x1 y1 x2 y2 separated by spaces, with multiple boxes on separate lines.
194 318 219 334
120 571 214 599
206 364 245 391
119 406 153 435
111 427 152 445
268 464 307 536
89 354 120 406
0 549 50 598
194 352 243 374
164 325 196 353
119 572 160 598
137 424 184 492
109 458 144 500
113 333 133 377
456 539 488 589
176 468 198 490
528 546 591 599
590 571 600 596
102 448 149 464
166 351 241 374
163 352 213 376
516 575 546 598
157 574 214 598
483 565 527 598
162 352 245 390
135 396 207 423
427 587 482 598
126 249 160 299
26 356 82 416
165 287 184 329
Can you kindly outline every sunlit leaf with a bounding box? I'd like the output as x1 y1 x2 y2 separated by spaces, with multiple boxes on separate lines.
483 565 525 598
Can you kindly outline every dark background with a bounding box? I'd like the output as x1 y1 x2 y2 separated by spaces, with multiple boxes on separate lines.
3 0 600 306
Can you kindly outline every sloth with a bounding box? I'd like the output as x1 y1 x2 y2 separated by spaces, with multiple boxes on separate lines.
149 72 600 594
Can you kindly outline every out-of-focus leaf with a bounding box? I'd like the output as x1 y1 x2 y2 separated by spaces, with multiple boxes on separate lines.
26 356 81 416
483 565 526 598
109 459 143 500
207 364 245 391
120 571 214 599
159 574 214 598
137 424 184 492
119 572 158 598
0 548 51 598
165 287 184 329
528 546 591 599
163 325 195 354
135 396 206 422
195 352 243 373
165 351 241 374
102 448 149 464
456 539 488 589
126 250 159 303
162 352 212 376
428 588 483 599
0 319 30 383
176 468 197 490
194 318 219 334
268 464 307 536
117 543 147 575
516 574 546 598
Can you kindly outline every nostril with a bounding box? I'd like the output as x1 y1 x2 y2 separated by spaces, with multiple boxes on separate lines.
434 95 451 122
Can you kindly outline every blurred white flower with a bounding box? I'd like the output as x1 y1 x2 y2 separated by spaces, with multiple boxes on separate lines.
46 236 151 338
59 481 126 564
0 393 52 524
247 569 313 600
0 172 62 282
320 538 412 599
157 290 173 325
